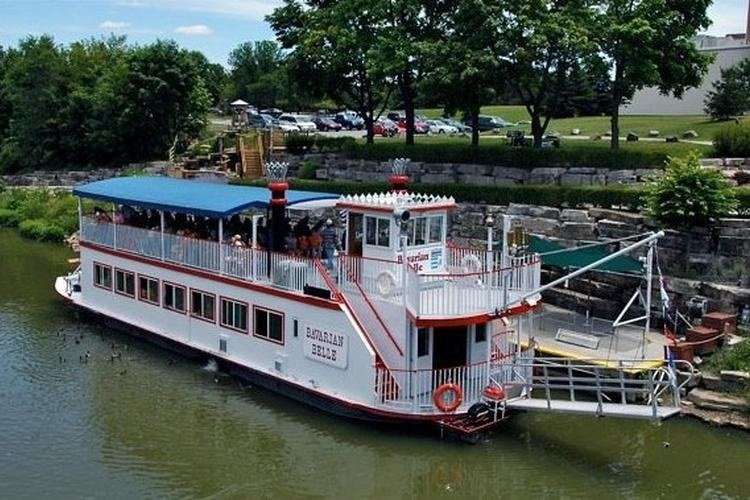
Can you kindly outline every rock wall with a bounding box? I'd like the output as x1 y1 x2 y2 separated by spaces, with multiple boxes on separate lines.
451 203 750 315
0 162 168 187
302 154 659 186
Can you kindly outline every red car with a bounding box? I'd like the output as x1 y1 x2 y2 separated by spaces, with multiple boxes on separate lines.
374 118 399 137
396 118 429 134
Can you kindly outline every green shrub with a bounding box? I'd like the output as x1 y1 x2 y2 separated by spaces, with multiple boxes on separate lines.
233 177 645 209
713 123 750 157
285 133 316 155
315 136 356 152
704 340 750 373
339 141 678 170
298 161 322 180
644 151 738 228
737 188 750 216
0 208 20 227
18 219 67 242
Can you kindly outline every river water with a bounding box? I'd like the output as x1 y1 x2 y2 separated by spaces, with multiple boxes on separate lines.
0 229 748 499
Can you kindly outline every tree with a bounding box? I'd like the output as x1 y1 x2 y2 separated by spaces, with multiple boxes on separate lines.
118 40 210 161
645 151 738 229
269 0 394 143
0 46 11 146
188 50 226 107
705 59 750 121
421 0 499 147
225 40 287 109
1 36 70 172
596 0 712 149
498 0 596 147
379 0 455 146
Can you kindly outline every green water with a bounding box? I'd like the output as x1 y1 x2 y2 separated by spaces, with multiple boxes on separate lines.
0 228 748 499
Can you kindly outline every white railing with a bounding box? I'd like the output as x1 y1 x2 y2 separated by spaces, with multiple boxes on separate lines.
374 361 491 414
117 223 162 260
79 217 337 297
407 256 542 318
447 244 500 273
491 357 691 419
81 217 114 248
335 252 541 319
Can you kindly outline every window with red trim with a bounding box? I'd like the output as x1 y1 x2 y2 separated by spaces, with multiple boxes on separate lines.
93 262 112 290
220 298 248 333
253 307 283 344
164 283 186 313
191 290 215 322
115 269 135 297
138 275 159 305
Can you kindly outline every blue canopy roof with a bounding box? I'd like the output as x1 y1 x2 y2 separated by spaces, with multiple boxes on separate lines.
73 176 340 217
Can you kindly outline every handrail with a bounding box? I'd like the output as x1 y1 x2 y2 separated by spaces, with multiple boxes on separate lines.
339 255 404 356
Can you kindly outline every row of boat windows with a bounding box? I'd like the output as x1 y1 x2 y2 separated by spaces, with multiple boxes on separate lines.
363 215 444 248
93 262 284 344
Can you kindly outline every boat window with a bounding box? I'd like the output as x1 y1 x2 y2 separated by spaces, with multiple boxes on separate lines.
365 216 390 247
93 262 112 290
417 328 429 357
114 268 134 297
221 298 248 333
428 215 444 243
138 275 160 305
475 323 487 343
414 217 427 245
164 283 186 313
254 306 284 344
191 290 215 322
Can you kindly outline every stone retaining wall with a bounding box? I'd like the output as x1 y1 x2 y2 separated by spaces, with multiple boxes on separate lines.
451 203 750 315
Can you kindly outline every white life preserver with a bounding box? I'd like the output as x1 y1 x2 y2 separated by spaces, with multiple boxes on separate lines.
461 254 483 274
376 271 397 297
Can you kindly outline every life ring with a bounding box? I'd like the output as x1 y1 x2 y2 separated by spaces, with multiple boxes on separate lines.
433 383 463 413
461 254 483 273
376 270 396 297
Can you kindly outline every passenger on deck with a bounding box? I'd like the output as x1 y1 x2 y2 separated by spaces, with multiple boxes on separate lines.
321 219 339 269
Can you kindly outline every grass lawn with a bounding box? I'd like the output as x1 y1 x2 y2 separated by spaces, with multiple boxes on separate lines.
416 105 736 141
374 133 714 156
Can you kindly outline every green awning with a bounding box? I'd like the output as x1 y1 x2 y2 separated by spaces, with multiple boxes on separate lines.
527 235 643 274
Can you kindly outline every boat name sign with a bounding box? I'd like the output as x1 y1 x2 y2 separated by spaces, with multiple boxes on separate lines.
304 325 348 369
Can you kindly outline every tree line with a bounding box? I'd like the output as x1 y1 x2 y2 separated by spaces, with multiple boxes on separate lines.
0 36 223 173
268 0 713 148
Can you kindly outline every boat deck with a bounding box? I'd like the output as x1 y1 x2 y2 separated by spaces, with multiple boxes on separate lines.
518 305 667 370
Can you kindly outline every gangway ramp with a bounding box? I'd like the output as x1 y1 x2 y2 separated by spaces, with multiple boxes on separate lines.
506 398 681 420
491 357 694 421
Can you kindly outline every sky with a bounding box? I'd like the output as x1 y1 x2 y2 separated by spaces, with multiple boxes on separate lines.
0 0 746 65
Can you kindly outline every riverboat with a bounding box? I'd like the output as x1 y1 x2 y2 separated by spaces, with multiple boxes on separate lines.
55 160 691 437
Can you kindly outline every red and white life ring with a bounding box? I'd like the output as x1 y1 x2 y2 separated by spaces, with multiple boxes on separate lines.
433 383 463 413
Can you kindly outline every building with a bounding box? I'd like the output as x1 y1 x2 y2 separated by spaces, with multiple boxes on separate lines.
621 2 750 115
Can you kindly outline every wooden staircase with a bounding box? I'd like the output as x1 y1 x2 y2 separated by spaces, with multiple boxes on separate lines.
238 133 265 179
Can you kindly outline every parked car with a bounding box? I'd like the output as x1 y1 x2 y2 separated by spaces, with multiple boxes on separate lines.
439 118 472 134
272 117 299 132
426 120 458 134
469 115 508 131
334 111 364 130
386 111 404 122
373 118 399 137
313 116 343 131
395 118 429 135
247 113 274 129
260 108 283 118
278 114 317 133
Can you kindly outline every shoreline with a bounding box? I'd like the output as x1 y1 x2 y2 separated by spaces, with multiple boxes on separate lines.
681 403 750 432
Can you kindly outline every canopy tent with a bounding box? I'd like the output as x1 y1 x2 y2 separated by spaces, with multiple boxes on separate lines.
73 177 340 218
527 235 643 274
